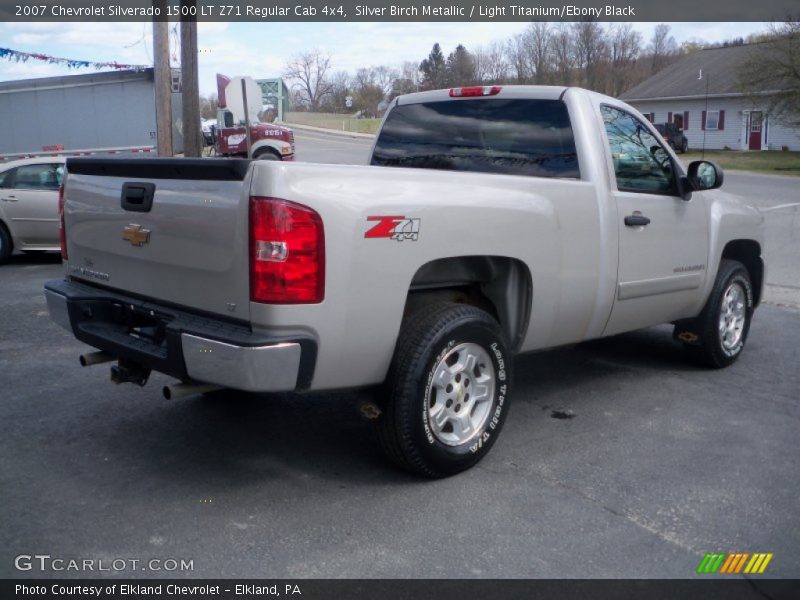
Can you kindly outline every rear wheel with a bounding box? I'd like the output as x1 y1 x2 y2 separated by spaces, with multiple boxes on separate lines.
375 302 512 478
681 139 688 153
684 259 754 368
0 223 12 264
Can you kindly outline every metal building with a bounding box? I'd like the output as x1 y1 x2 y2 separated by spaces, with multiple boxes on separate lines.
0 69 183 157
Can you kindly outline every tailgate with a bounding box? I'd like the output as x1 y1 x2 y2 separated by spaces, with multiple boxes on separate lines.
64 158 252 320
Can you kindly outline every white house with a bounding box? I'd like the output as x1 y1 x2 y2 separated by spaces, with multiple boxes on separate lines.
621 43 800 151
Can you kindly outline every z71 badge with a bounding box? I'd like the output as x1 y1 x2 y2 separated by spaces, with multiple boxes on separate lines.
365 216 420 242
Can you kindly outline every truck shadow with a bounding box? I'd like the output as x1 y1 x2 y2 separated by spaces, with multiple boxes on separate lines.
5 251 62 266
106 324 699 488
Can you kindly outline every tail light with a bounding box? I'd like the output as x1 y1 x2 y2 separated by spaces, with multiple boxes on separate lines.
249 197 324 304
449 86 502 97
58 184 67 260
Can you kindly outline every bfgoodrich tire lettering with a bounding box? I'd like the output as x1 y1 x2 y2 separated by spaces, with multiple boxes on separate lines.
685 259 754 368
376 302 512 478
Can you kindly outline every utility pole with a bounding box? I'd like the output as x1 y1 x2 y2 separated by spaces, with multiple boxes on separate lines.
180 0 202 157
152 0 173 156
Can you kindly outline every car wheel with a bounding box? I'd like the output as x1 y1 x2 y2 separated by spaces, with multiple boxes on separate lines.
375 302 512 478
681 139 688 153
253 149 280 161
684 259 754 368
0 223 12 264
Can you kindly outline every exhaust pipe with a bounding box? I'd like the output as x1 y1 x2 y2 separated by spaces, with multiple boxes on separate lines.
79 351 115 367
163 382 224 400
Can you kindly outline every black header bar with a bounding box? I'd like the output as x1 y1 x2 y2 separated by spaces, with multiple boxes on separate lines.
1 0 797 22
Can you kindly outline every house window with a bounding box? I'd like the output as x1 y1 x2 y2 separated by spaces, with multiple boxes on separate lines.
705 110 720 130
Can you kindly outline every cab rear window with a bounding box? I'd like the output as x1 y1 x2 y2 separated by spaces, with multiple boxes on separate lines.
371 98 579 179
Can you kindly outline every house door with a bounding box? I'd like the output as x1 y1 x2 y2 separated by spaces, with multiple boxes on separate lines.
748 112 762 150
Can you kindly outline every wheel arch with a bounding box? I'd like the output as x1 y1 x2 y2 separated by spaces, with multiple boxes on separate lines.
251 140 288 160
720 239 763 306
404 256 532 352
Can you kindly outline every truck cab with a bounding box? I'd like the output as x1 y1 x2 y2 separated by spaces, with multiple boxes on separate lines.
214 108 295 161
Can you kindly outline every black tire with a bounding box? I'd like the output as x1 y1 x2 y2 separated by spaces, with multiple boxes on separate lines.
684 259 754 368
0 223 12 264
681 139 688 153
375 302 512 478
254 149 280 161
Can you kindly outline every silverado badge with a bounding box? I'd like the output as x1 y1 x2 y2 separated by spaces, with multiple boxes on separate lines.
122 224 151 247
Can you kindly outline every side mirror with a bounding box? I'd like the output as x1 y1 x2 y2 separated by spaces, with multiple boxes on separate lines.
686 160 723 192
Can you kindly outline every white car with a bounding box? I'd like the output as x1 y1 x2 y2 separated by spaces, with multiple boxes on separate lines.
0 157 65 263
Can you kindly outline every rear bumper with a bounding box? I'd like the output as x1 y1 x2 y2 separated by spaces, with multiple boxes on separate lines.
45 279 316 392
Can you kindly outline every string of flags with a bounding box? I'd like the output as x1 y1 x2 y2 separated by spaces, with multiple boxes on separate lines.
0 47 149 72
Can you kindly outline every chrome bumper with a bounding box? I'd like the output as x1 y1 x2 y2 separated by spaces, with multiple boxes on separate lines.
181 334 300 392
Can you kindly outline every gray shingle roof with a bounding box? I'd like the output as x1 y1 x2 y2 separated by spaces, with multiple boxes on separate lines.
621 44 759 101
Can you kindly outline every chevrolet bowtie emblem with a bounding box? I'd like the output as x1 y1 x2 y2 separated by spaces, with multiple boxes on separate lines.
122 224 151 247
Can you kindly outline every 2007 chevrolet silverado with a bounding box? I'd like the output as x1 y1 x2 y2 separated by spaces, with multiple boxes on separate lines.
46 85 765 477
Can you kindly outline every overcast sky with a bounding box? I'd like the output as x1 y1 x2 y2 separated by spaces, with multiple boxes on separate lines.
0 21 770 95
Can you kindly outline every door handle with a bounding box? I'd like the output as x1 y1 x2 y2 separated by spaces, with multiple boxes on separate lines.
624 213 650 227
1 196 18 202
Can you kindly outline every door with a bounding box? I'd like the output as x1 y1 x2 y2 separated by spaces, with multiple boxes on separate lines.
600 105 710 336
748 112 762 150
0 163 62 247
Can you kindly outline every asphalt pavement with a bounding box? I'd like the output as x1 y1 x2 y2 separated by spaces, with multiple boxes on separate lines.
0 131 798 581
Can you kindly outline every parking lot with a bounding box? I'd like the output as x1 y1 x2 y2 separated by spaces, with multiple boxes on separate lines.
1 130 798 580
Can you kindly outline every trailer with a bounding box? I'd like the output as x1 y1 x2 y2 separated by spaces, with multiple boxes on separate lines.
0 68 182 160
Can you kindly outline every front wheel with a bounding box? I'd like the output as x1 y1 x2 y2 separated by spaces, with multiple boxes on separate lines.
684 259 754 368
375 302 512 478
253 149 280 161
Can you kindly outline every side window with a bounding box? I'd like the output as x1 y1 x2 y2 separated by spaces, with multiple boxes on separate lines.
13 164 60 190
601 105 677 195
0 169 13 189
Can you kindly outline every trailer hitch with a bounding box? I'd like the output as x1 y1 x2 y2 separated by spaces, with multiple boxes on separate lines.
110 360 151 387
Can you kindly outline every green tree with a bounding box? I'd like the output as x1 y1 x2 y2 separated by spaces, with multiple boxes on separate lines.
419 43 447 90
445 44 477 86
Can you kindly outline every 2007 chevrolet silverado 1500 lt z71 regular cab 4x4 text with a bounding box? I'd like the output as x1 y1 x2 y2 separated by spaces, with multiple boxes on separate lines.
46 85 765 477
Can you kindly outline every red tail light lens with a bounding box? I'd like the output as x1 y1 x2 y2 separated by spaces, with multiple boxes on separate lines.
249 197 324 304
58 184 67 260
449 86 502 97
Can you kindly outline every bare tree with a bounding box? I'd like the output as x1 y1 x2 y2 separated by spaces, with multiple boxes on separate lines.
737 21 800 126
321 70 351 113
199 93 218 119
473 41 509 83
506 34 530 82
284 50 334 112
551 24 576 85
520 22 553 84
648 24 678 74
572 22 609 91
609 24 642 96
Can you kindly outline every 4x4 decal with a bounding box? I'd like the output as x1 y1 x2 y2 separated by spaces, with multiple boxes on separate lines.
365 216 420 242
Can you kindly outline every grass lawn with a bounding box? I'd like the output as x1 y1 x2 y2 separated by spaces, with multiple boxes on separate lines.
681 150 800 176
283 112 381 135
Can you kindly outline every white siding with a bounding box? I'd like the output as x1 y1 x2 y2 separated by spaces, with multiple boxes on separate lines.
627 97 800 151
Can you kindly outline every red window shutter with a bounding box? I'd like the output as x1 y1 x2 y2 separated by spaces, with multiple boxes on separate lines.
683 111 689 130
668 111 672 123
718 110 725 130
702 110 706 130
651 112 655 122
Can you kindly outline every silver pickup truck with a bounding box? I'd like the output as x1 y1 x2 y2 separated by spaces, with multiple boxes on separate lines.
46 85 765 477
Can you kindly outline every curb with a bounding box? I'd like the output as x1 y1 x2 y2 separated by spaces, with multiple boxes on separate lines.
279 121 376 139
